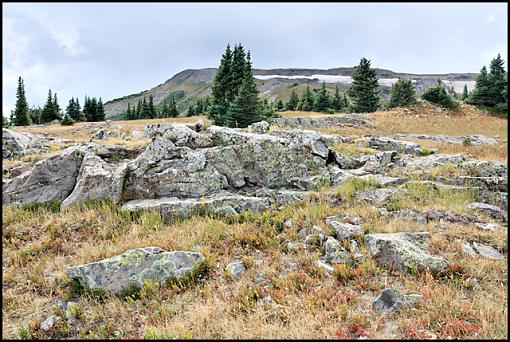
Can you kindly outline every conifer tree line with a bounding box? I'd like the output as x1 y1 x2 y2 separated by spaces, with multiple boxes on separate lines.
279 83 350 113
466 53 507 111
187 96 212 116
122 94 180 120
8 76 107 126
207 43 279 128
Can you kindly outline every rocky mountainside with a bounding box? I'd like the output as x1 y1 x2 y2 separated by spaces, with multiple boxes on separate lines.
104 67 477 118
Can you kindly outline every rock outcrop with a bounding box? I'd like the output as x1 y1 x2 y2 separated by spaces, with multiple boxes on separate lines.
393 134 498 146
272 114 373 129
68 247 205 295
3 128 67 159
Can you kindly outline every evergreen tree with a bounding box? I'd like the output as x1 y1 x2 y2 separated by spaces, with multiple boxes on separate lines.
29 106 42 125
169 98 179 118
228 44 247 102
286 88 299 111
136 99 142 119
313 82 330 112
348 57 380 113
276 99 284 111
95 98 105 121
60 114 75 126
226 52 261 127
41 89 59 123
208 44 233 125
148 95 156 119
3 116 9 128
13 76 30 126
421 80 458 109
140 97 150 119
125 103 133 120
331 86 343 111
342 93 349 109
297 86 314 111
89 97 98 121
52 93 61 120
195 98 204 114
469 66 492 106
388 79 416 108
461 84 469 101
187 103 196 117
487 53 507 106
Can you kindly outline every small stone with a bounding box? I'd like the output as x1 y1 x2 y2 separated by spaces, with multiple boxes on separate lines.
317 260 335 273
373 288 422 313
40 315 61 331
225 261 246 280
461 242 478 257
474 223 500 231
283 219 293 229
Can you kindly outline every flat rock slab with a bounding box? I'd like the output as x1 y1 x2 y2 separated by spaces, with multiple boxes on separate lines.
472 242 504 260
68 247 205 295
393 134 498 146
365 232 448 274
467 202 507 221
272 114 373 129
325 216 364 241
355 188 399 206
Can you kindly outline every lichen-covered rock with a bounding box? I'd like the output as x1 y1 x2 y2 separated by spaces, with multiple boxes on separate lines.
365 232 448 274
393 134 498 146
271 129 345 158
368 136 424 155
358 174 406 187
324 236 352 264
425 208 482 224
2 128 67 159
3 145 88 206
373 288 423 313
61 154 128 210
332 151 368 169
249 121 270 134
467 202 507 221
459 160 507 178
355 188 399 206
398 154 466 169
380 208 428 225
328 166 352 186
91 129 119 140
472 242 504 260
67 247 205 295
121 192 271 222
325 216 364 241
272 114 373 129
225 261 246 279
144 123 212 149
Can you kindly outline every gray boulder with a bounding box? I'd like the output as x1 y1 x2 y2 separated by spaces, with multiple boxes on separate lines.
249 121 270 134
325 216 364 241
225 261 246 279
472 242 504 260
324 236 352 264
365 232 448 274
2 128 67 159
355 188 399 206
61 154 128 210
467 202 507 221
3 145 87 206
144 123 212 149
67 247 205 295
368 136 424 155
373 288 423 313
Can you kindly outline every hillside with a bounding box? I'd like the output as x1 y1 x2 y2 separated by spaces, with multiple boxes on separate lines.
103 67 477 118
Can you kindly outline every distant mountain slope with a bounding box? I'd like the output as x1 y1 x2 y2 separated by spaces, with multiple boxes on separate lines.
104 67 477 118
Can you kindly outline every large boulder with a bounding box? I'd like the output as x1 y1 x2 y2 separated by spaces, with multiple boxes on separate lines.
467 202 507 221
365 232 448 274
368 136 424 155
3 145 88 206
2 128 66 159
67 247 205 296
249 121 270 134
355 188 400 206
123 138 228 200
272 114 373 129
61 154 128 210
325 215 364 241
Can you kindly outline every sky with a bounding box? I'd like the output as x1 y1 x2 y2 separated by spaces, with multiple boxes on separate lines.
2 2 507 116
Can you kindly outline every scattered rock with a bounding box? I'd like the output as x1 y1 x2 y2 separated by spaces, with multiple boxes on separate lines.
317 260 335 273
324 236 352 264
355 188 399 206
225 261 246 279
368 136 425 155
325 216 364 241
249 121 270 134
67 247 205 296
467 202 507 221
372 288 423 313
3 128 67 159
393 134 498 146
40 315 61 331
472 242 504 260
365 232 448 274
91 129 119 140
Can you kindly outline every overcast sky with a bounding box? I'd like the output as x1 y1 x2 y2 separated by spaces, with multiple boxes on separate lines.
2 2 507 116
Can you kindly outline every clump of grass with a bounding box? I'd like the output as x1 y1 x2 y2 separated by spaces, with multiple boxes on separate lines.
335 177 380 201
332 142 377 157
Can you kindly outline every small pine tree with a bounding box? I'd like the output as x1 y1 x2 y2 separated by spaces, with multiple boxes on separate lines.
276 99 284 111
348 57 380 113
13 77 30 126
313 82 330 112
60 114 75 126
461 84 469 101
468 66 492 106
388 79 416 108
421 80 458 109
331 86 343 111
298 86 315 111
95 98 105 121
41 89 59 123
286 88 299 111
187 103 196 117
169 98 179 118
148 95 156 119
208 44 233 125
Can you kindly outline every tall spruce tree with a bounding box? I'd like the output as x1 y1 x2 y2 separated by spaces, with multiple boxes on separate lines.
13 76 30 126
469 66 492 106
286 88 299 111
297 86 314 111
331 86 343 111
148 95 156 119
226 52 260 127
348 57 380 113
487 53 507 106
208 44 233 125
388 79 416 108
228 44 247 103
313 82 330 112
461 84 469 101
41 89 60 123
276 99 284 111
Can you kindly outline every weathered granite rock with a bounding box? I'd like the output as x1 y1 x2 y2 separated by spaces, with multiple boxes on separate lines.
425 208 483 224
467 202 507 221
40 315 61 331
67 247 205 295
249 121 270 134
225 261 246 279
393 134 498 146
455 176 507 192
3 128 67 159
459 160 507 178
460 242 478 257
270 129 345 158
355 188 399 206
61 154 128 210
368 136 424 155
325 216 364 241
3 145 88 206
272 114 373 129
328 166 352 186
398 154 466 169
358 174 406 187
472 242 504 260
144 123 212 149
365 232 448 274
474 223 500 231
373 288 423 313
91 129 119 140
332 151 369 169
380 208 428 225
123 138 228 200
